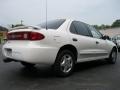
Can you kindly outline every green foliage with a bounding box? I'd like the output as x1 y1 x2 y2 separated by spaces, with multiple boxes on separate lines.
111 19 120 27
93 19 120 30
93 24 111 30
0 26 8 43
93 25 100 30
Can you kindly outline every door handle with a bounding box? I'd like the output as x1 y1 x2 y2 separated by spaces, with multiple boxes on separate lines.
72 38 78 42
96 41 99 44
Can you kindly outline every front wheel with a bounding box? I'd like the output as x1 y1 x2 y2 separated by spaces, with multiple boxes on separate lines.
54 50 76 77
107 49 117 64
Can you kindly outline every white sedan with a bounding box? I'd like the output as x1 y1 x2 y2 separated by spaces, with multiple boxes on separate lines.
2 19 118 77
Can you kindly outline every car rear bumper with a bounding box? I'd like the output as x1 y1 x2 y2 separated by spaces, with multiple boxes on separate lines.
2 43 58 65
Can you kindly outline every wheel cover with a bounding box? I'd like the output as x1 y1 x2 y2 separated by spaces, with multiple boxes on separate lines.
60 54 73 73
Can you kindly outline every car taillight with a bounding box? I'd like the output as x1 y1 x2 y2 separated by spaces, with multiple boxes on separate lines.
7 32 45 41
30 32 45 40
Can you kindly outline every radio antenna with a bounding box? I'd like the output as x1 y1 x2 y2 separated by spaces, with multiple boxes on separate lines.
46 0 48 30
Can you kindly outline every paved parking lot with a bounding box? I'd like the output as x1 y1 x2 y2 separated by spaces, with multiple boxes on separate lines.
0 44 120 90
100 28 120 37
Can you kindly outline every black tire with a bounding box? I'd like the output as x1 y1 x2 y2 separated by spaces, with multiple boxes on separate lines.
54 50 76 77
21 62 35 68
118 47 120 52
107 48 117 64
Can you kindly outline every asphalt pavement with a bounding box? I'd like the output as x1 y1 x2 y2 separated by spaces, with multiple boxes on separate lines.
0 44 120 90
100 28 120 37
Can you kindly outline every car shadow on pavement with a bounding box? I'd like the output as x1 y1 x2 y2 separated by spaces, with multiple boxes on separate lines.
18 60 110 78
19 65 55 78
74 60 112 73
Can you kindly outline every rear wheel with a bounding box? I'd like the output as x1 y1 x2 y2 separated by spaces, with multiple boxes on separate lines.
107 48 117 64
21 62 35 68
54 50 75 77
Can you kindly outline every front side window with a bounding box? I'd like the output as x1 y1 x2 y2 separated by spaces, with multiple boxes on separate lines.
89 25 103 39
38 19 66 29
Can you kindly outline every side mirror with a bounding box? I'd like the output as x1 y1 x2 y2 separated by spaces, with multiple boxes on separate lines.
102 35 110 40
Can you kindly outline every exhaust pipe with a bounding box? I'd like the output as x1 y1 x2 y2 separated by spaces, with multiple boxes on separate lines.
3 58 14 63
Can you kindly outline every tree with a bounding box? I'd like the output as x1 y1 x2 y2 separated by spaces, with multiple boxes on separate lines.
111 19 120 27
93 24 111 30
93 25 100 30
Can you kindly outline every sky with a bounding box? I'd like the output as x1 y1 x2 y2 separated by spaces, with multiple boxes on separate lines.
0 0 120 27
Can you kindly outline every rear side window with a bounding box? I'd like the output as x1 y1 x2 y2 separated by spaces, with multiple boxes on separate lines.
70 21 91 37
70 22 78 34
39 19 65 29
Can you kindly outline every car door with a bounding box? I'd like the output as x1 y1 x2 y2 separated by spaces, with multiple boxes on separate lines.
69 21 101 62
88 25 109 57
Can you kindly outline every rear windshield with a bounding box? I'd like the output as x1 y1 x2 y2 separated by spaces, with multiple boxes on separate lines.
38 19 66 29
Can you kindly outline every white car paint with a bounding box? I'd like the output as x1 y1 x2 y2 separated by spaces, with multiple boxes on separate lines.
112 35 120 49
2 19 117 65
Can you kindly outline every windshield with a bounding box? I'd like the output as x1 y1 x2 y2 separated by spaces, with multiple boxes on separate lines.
38 19 66 29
